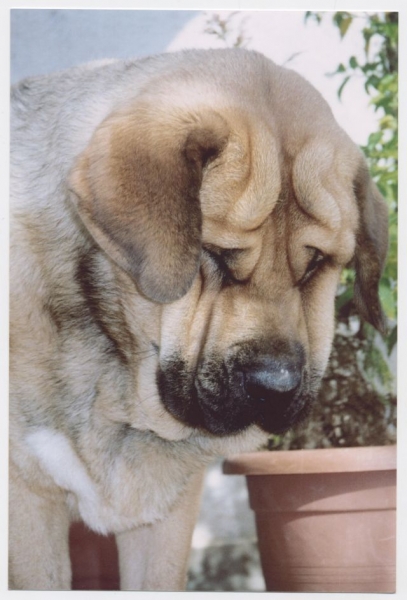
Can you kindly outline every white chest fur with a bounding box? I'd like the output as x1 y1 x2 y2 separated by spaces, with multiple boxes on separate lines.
24 427 183 534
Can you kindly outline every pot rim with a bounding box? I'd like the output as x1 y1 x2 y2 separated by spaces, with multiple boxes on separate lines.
223 445 396 475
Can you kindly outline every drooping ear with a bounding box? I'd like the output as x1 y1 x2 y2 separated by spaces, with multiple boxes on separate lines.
353 162 389 333
68 103 229 303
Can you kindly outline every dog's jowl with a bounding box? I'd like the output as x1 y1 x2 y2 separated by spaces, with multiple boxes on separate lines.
9 48 388 590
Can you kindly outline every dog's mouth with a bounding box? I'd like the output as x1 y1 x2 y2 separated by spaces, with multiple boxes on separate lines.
157 345 318 436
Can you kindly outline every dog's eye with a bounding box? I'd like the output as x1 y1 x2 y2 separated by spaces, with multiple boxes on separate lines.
202 245 243 284
300 247 326 285
203 246 231 274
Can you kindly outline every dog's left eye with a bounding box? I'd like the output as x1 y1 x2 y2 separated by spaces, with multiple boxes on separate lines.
300 248 326 285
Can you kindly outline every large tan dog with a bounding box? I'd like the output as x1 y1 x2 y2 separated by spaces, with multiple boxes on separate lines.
9 48 388 590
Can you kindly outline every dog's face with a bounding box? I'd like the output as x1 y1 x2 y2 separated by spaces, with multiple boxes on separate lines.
69 53 388 439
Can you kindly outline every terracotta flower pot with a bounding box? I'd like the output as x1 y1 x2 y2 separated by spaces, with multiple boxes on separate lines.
223 445 396 593
69 522 120 590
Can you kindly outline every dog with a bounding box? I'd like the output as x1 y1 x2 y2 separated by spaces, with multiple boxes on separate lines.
9 48 388 590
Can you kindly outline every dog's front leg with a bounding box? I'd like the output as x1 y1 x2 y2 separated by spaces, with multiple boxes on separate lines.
8 468 72 590
116 468 206 591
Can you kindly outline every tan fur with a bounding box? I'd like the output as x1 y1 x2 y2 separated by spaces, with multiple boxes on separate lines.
10 48 388 590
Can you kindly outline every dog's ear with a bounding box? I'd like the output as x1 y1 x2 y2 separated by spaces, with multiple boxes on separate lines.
69 103 229 303
353 162 388 333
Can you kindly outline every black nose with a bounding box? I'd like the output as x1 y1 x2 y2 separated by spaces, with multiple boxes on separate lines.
243 356 303 402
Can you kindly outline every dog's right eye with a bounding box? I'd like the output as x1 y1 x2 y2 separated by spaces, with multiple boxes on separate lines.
202 246 245 285
203 246 231 279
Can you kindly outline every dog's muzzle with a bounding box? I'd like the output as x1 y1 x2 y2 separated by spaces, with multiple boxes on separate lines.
157 340 314 436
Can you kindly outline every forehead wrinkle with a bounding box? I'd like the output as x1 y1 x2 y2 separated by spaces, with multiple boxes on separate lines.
292 141 342 231
228 121 281 230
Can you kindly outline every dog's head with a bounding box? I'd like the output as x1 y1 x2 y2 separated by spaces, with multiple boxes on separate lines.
69 50 388 440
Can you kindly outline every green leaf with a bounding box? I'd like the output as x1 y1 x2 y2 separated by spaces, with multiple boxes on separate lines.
379 114 397 130
304 11 322 24
368 131 383 145
379 283 397 320
363 29 373 56
337 75 351 99
337 15 353 38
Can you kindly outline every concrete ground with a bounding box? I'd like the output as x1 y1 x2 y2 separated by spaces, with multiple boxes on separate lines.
187 460 265 591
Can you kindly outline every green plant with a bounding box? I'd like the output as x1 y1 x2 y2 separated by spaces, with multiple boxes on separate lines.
203 12 250 48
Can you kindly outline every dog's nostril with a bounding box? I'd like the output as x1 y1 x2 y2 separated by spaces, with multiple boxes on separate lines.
243 359 302 401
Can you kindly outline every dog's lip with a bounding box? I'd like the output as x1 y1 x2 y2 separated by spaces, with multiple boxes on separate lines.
161 377 308 437
193 377 305 436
